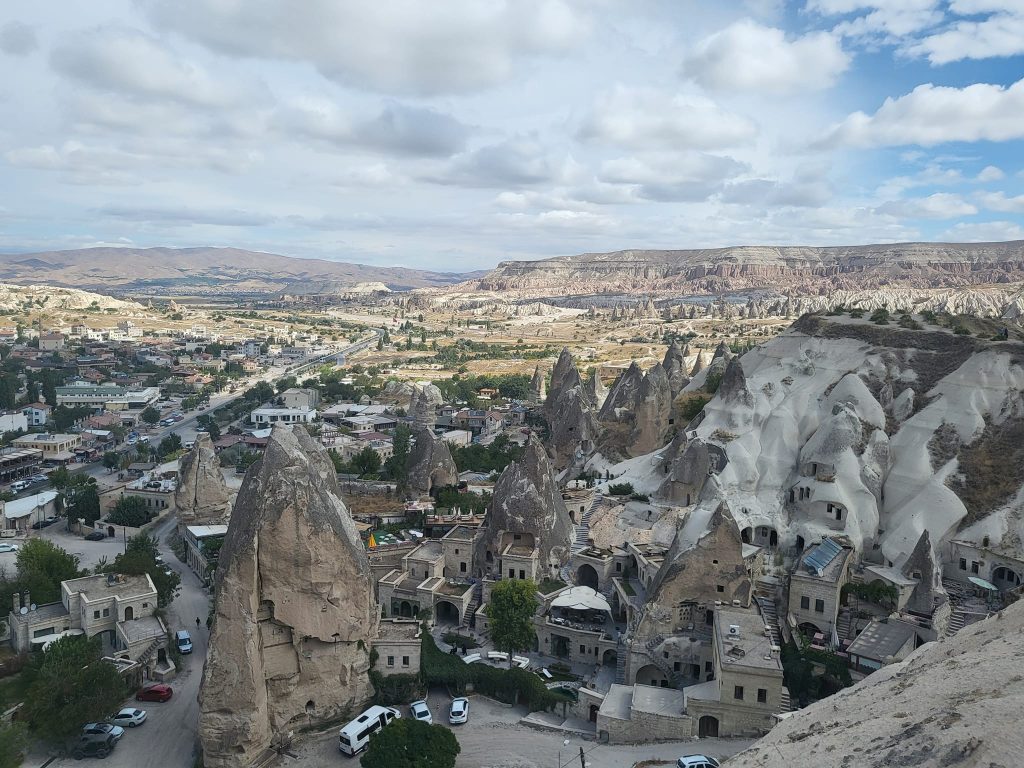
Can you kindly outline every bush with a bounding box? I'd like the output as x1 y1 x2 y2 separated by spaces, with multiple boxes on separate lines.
441 632 480 650
107 495 153 527
607 482 634 496
703 369 723 394
678 394 710 423
869 308 890 325
369 670 424 706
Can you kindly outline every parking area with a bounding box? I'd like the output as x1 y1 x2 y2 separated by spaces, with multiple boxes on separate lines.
282 693 751 768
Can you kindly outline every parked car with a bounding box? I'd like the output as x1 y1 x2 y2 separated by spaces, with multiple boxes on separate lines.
84 531 106 541
448 697 469 725
677 756 721 768
175 630 193 654
73 735 116 760
82 722 124 743
10 481 27 492
43 516 58 526
409 700 432 725
108 708 147 728
135 684 173 703
0 543 18 553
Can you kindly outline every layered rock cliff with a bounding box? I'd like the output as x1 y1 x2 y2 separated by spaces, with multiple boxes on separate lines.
199 426 377 768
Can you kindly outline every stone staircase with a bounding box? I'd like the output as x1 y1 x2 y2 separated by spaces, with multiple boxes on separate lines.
462 582 482 629
571 496 599 554
615 639 627 684
135 637 161 668
755 596 783 648
836 608 856 642
780 687 793 713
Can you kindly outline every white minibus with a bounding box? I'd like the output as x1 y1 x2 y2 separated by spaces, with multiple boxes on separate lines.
337 705 401 756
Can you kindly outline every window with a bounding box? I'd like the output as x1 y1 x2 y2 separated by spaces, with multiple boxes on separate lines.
454 548 459 554
800 596 810 610
734 685 744 700
102 608 110 618
814 599 825 613
673 661 681 672
509 569 515 578
959 558 967 571
519 570 526 579
93 610 100 619
705 661 713 673
460 562 467 573
513 533 522 541
580 645 586 654
757 688 767 703
402 656 410 667
716 585 724 593
387 656 395 667
971 561 979 574
615 562 622 572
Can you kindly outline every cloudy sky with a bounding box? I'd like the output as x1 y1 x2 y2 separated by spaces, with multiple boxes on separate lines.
1 1 1022 271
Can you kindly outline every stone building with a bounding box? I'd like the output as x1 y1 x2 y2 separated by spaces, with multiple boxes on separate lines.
372 619 422 677
787 537 852 640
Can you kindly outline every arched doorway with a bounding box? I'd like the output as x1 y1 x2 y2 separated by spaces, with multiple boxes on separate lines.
992 566 1022 590
698 716 719 738
602 649 617 666
741 527 752 544
795 535 805 551
588 704 599 723
124 606 134 621
107 526 115 537
399 600 414 618
435 600 460 625
576 563 599 590
799 622 824 640
634 664 668 688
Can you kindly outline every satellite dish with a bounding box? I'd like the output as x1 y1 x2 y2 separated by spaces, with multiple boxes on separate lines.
19 606 28 615
30 603 37 611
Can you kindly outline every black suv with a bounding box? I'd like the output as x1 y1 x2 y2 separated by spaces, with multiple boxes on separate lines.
73 734 117 759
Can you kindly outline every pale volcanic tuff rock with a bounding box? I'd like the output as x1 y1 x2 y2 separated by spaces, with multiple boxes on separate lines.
599 362 673 458
543 348 600 470
473 435 574 578
530 365 546 402
406 428 458 497
408 383 443 429
548 347 581 398
199 426 377 768
727 601 1024 768
175 434 232 527
583 370 608 409
662 339 690 396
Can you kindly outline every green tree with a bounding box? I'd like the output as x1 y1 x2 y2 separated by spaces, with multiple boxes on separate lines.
140 406 161 425
65 477 101 527
52 405 90 431
360 718 460 768
102 451 121 472
197 415 221 441
245 381 274 403
236 450 259 471
108 495 151 527
485 578 539 667
100 534 179 607
351 446 382 476
383 424 411 492
22 635 126 743
0 720 28 768
15 539 82 604
158 433 182 457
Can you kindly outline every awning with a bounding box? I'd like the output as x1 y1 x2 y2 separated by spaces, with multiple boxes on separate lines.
968 576 999 591
34 629 85 650
550 586 611 613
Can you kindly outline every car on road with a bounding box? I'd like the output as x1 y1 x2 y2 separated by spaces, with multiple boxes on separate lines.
108 707 147 728
10 480 27 492
409 700 432 725
84 531 107 541
82 722 124 743
0 543 17 553
677 756 721 768
448 697 469 724
135 684 173 703
175 630 193 654
73 734 117 760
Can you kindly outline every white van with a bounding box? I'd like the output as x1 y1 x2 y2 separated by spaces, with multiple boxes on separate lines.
338 706 401 756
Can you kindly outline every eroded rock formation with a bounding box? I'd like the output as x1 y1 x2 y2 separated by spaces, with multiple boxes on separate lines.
473 435 574 578
407 428 458 496
544 348 600 470
662 339 691 396
175 433 232 528
199 426 377 768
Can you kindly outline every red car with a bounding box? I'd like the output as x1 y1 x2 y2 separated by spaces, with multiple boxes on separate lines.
135 684 173 703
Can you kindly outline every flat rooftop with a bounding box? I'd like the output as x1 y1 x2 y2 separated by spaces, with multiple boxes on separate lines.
598 684 633 721
847 619 918 661
442 525 479 542
378 619 421 641
796 538 851 583
408 540 443 559
120 616 165 644
64 573 155 601
631 684 685 717
715 607 783 673
10 601 69 624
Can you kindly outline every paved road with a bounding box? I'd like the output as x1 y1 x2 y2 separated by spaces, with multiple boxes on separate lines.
283 693 752 768
28 515 211 768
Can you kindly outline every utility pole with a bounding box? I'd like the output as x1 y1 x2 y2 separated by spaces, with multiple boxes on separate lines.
578 746 586 768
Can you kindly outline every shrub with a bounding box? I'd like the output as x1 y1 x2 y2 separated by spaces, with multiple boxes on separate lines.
369 670 424 706
869 308 890 325
607 482 634 496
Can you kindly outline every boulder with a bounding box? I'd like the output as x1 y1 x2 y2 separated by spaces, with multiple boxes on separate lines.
199 426 377 768
175 433 231 528
473 435 574 578
407 428 458 496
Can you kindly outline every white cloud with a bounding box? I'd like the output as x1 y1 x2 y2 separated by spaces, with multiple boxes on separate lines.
578 86 757 150
939 220 1024 242
908 11 1024 64
682 20 849 93
51 26 258 109
597 153 747 202
977 192 1024 214
144 0 588 96
807 0 943 38
720 178 833 207
876 192 978 219
99 205 275 228
976 165 1004 182
428 136 576 188
0 21 38 56
276 100 471 157
822 78 1024 147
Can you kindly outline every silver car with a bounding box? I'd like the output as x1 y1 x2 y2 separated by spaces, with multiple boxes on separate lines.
109 708 147 728
409 700 432 725
448 697 469 725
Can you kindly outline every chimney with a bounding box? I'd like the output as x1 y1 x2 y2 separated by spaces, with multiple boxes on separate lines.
13 592 20 613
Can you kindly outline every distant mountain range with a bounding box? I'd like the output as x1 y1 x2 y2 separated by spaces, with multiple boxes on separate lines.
457 240 1024 299
0 247 480 295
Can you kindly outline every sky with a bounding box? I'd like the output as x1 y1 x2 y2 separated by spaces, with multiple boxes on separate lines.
0 1 1022 272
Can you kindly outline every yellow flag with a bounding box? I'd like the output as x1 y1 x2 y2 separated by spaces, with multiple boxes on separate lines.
368 534 377 548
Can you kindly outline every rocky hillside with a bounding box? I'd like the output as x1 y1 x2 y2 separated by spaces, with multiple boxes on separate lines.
0 247 471 295
458 240 1024 300
725 600 1024 768
0 282 141 312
